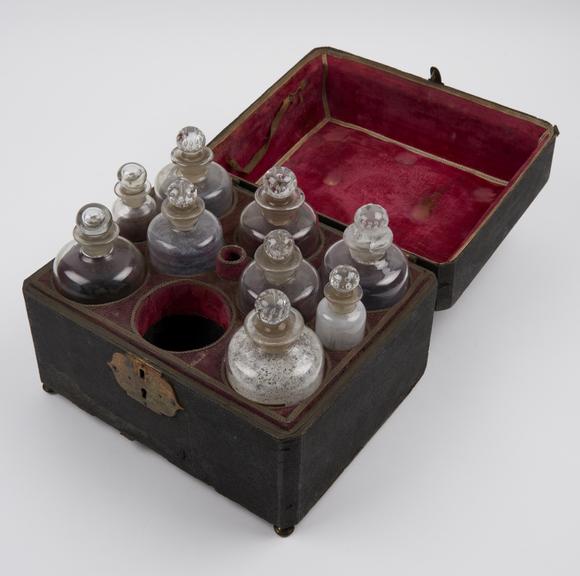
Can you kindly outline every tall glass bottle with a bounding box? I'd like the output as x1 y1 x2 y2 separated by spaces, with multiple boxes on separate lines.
316 265 366 351
323 204 409 310
53 203 146 304
155 126 233 217
112 162 157 242
226 289 324 406
239 229 320 320
237 166 321 258
147 178 224 276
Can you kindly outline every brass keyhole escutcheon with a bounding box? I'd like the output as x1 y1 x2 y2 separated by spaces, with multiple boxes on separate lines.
108 352 183 417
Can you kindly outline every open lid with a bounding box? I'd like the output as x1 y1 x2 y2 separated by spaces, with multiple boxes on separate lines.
210 47 556 305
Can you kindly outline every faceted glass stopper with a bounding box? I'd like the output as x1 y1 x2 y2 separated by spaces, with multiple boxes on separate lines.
77 204 111 236
167 178 197 209
262 166 297 199
353 204 389 239
263 229 294 261
176 126 206 153
117 162 147 191
329 265 360 293
255 288 291 325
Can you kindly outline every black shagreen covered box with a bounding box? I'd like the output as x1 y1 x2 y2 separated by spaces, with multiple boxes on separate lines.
23 47 556 535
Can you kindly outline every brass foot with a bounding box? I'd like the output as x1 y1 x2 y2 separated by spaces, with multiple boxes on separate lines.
273 525 294 537
42 383 57 395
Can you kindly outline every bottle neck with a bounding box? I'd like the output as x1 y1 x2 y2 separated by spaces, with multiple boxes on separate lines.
254 244 301 285
323 283 363 314
244 309 304 353
115 180 152 209
80 242 115 259
171 146 213 183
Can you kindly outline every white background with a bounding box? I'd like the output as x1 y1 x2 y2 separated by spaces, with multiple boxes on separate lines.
1 1 578 574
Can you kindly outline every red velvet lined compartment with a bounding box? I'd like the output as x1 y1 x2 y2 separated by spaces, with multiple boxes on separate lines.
213 50 551 263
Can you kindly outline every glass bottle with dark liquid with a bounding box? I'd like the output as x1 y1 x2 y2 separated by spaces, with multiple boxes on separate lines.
237 166 321 258
147 178 224 276
112 162 158 242
155 126 233 218
239 229 320 321
53 203 147 304
323 204 409 310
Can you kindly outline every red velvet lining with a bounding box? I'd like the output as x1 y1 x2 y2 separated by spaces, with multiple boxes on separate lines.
284 122 506 262
134 282 231 337
325 55 545 182
213 52 549 263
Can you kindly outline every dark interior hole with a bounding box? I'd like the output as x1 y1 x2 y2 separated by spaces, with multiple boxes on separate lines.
225 251 241 262
143 314 226 352
140 387 147 399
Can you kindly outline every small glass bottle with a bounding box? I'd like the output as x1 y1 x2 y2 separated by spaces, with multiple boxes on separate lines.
238 166 321 258
227 289 324 406
53 203 146 304
239 229 320 320
316 265 366 351
155 126 233 217
147 177 224 276
323 204 409 310
112 162 158 242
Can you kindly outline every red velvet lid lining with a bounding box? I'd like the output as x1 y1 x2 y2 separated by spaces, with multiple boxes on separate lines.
212 51 551 263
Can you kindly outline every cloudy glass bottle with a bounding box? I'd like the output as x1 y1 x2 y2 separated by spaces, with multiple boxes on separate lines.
239 229 320 320
112 162 157 242
226 289 324 406
323 204 409 310
316 265 366 351
53 203 146 304
237 166 320 258
147 178 224 276
155 126 233 217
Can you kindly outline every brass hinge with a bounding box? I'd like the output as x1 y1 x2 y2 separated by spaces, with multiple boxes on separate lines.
108 352 183 417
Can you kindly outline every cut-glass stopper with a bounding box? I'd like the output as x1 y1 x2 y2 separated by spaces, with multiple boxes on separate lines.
176 126 206 153
255 289 291 325
263 229 294 261
353 204 389 240
77 204 111 237
167 178 197 209
117 162 147 192
262 166 297 200
329 265 360 293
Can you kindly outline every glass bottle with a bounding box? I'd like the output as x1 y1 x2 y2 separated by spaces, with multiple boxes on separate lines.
155 126 233 217
53 203 146 304
238 166 321 258
239 229 320 321
323 204 409 310
316 265 366 351
112 162 158 242
226 289 324 406
147 177 224 276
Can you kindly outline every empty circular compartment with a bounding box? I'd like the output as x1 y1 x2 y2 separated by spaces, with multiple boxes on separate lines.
133 281 232 352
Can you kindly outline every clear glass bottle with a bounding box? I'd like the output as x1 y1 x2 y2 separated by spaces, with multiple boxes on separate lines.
238 166 321 258
53 203 146 304
239 229 320 321
112 162 158 242
147 177 224 276
155 126 233 217
323 204 409 310
227 289 324 406
316 265 366 351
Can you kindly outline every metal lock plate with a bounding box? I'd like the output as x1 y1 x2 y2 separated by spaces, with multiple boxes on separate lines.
108 352 183 417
